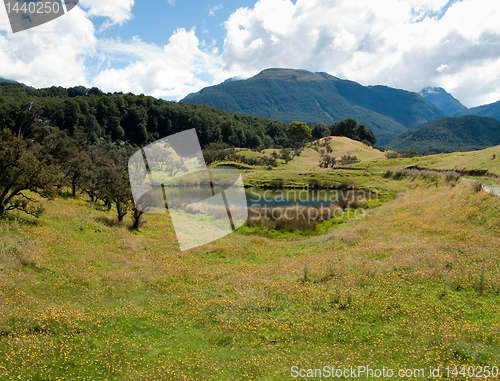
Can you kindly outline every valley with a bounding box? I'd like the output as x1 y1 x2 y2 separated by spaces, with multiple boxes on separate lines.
1 135 500 379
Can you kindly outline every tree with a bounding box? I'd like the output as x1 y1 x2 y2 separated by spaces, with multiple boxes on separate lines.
0 129 58 217
263 135 274 149
330 118 376 145
287 121 312 142
164 157 188 177
280 148 293 164
93 143 134 222
319 153 336 168
100 163 132 222
311 123 330 139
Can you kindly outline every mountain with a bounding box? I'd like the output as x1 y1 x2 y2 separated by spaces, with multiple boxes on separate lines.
0 78 33 88
385 115 500 154
451 99 500 121
419 87 467 115
181 68 446 145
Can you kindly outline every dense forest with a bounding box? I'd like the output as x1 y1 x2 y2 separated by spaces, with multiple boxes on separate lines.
0 82 376 148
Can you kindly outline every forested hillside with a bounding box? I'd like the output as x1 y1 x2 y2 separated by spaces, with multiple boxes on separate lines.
0 82 290 149
0 82 375 149
386 115 500 154
452 99 500 121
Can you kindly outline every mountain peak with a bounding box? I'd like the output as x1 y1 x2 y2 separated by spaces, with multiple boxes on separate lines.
249 68 338 82
419 86 467 115
420 86 447 95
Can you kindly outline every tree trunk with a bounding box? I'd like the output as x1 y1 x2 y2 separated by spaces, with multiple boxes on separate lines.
131 208 144 230
116 202 126 222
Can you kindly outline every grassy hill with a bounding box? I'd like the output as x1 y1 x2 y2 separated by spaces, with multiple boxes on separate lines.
385 115 500 154
182 68 446 145
365 145 500 179
2 159 500 378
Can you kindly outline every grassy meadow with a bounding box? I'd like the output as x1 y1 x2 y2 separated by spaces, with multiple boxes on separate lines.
1 138 500 379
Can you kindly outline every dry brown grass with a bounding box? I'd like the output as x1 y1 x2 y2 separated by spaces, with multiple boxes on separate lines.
247 204 345 231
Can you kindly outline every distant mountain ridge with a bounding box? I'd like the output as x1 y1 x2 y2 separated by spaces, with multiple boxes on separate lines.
182 68 447 145
419 85 500 123
385 115 500 154
452 99 500 121
0 78 34 89
419 87 467 115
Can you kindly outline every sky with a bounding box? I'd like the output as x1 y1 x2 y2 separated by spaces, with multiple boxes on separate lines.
1 0 500 107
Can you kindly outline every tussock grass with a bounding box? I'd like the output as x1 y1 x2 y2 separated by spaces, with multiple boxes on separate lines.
383 168 461 183
247 204 345 232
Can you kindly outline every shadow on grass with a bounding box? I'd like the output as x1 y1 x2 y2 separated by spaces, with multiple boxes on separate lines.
94 215 122 227
0 211 40 227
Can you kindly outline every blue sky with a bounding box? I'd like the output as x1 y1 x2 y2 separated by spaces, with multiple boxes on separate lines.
85 0 258 87
112 0 254 50
1 0 500 107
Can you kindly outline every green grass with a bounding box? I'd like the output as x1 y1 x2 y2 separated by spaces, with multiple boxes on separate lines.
358 145 500 176
1 143 500 379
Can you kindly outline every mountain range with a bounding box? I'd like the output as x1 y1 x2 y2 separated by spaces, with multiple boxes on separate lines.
182 68 446 145
451 100 500 121
385 115 500 154
4 70 500 154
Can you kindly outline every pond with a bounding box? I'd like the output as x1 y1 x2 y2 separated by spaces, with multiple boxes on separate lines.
158 186 373 209
245 187 373 208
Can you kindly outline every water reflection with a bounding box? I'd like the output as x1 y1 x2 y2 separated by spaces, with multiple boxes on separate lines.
246 188 373 208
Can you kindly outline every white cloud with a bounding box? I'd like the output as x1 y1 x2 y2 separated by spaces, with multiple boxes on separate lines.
0 6 95 88
208 4 223 17
79 0 135 28
436 64 449 72
92 28 224 99
221 0 500 107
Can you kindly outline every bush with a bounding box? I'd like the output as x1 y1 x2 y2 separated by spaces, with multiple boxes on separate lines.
444 171 461 183
383 170 393 179
471 181 483 193
340 154 360 165
385 151 400 159
401 150 420 158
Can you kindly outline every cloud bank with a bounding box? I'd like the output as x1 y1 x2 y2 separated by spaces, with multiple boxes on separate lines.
0 0 499 106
